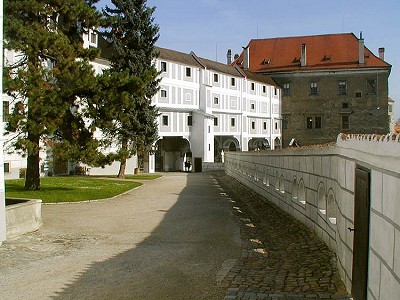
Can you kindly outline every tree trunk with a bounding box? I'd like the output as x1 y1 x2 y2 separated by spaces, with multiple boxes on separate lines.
117 158 126 179
117 138 128 179
25 135 41 190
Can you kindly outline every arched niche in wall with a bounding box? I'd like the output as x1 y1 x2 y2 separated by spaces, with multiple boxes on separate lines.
263 168 269 186
279 175 285 193
327 188 337 225
317 182 327 216
298 179 306 207
275 171 280 190
292 177 298 201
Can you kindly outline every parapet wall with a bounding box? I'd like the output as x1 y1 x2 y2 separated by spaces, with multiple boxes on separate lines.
224 133 400 299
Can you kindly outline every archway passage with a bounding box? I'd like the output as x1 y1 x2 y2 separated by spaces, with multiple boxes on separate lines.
155 137 191 172
214 136 240 162
248 138 270 151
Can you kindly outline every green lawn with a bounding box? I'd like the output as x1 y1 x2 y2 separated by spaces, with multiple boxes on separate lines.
5 177 142 203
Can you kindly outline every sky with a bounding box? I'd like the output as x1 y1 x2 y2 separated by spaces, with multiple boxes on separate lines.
96 0 400 120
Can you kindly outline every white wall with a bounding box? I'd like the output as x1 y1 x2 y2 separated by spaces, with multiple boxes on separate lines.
225 133 400 299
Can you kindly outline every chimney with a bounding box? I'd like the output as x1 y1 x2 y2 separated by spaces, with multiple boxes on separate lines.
359 32 365 64
227 49 232 64
243 46 249 70
378 47 385 61
300 44 307 67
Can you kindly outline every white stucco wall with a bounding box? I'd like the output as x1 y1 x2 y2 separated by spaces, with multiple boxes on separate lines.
224 133 400 299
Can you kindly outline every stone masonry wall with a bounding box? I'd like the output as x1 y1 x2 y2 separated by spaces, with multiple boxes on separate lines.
224 133 400 299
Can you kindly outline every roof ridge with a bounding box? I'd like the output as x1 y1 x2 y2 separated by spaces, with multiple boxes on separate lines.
250 32 355 42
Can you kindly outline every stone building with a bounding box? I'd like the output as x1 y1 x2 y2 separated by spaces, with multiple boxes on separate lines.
233 33 392 147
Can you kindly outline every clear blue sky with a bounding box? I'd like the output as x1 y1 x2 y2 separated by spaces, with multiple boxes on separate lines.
96 0 400 119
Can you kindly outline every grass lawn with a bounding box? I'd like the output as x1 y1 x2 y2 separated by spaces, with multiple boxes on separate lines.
5 177 142 203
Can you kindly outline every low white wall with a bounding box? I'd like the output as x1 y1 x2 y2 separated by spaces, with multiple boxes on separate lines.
6 199 42 239
225 133 400 299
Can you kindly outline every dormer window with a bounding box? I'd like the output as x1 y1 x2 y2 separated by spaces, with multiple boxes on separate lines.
262 58 271 65
322 55 331 61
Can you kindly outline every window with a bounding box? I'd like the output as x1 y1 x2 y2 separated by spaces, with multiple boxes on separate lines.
214 73 219 82
160 89 167 97
187 115 192 126
306 116 322 129
186 67 191 77
251 82 255 90
231 118 235 127
162 115 169 126
275 122 278 130
342 115 350 129
214 117 218 126
263 86 266 93
342 102 349 108
3 101 10 122
90 32 97 45
263 122 267 130
389 104 393 113
306 117 313 129
213 97 219 105
355 92 362 98
231 78 236 86
4 163 10 173
274 87 278 96
366 80 376 95
283 83 290 95
251 121 255 129
338 81 347 95
282 116 288 130
315 116 322 129
250 103 255 110
310 82 318 95
161 61 167 72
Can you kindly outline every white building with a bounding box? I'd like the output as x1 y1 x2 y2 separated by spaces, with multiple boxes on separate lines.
151 46 282 172
2 34 282 177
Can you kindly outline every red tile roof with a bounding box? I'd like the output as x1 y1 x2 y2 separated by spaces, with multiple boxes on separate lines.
233 33 391 73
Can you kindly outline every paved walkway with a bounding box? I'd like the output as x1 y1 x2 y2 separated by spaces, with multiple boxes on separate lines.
0 172 352 300
215 173 351 300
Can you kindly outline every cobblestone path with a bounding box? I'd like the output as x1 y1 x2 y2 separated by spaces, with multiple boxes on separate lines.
213 173 352 300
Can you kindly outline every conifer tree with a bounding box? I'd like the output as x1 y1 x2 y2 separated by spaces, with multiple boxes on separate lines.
3 0 101 189
101 0 160 178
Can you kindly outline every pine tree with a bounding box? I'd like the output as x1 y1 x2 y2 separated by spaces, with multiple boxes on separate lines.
3 0 101 189
101 0 160 178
